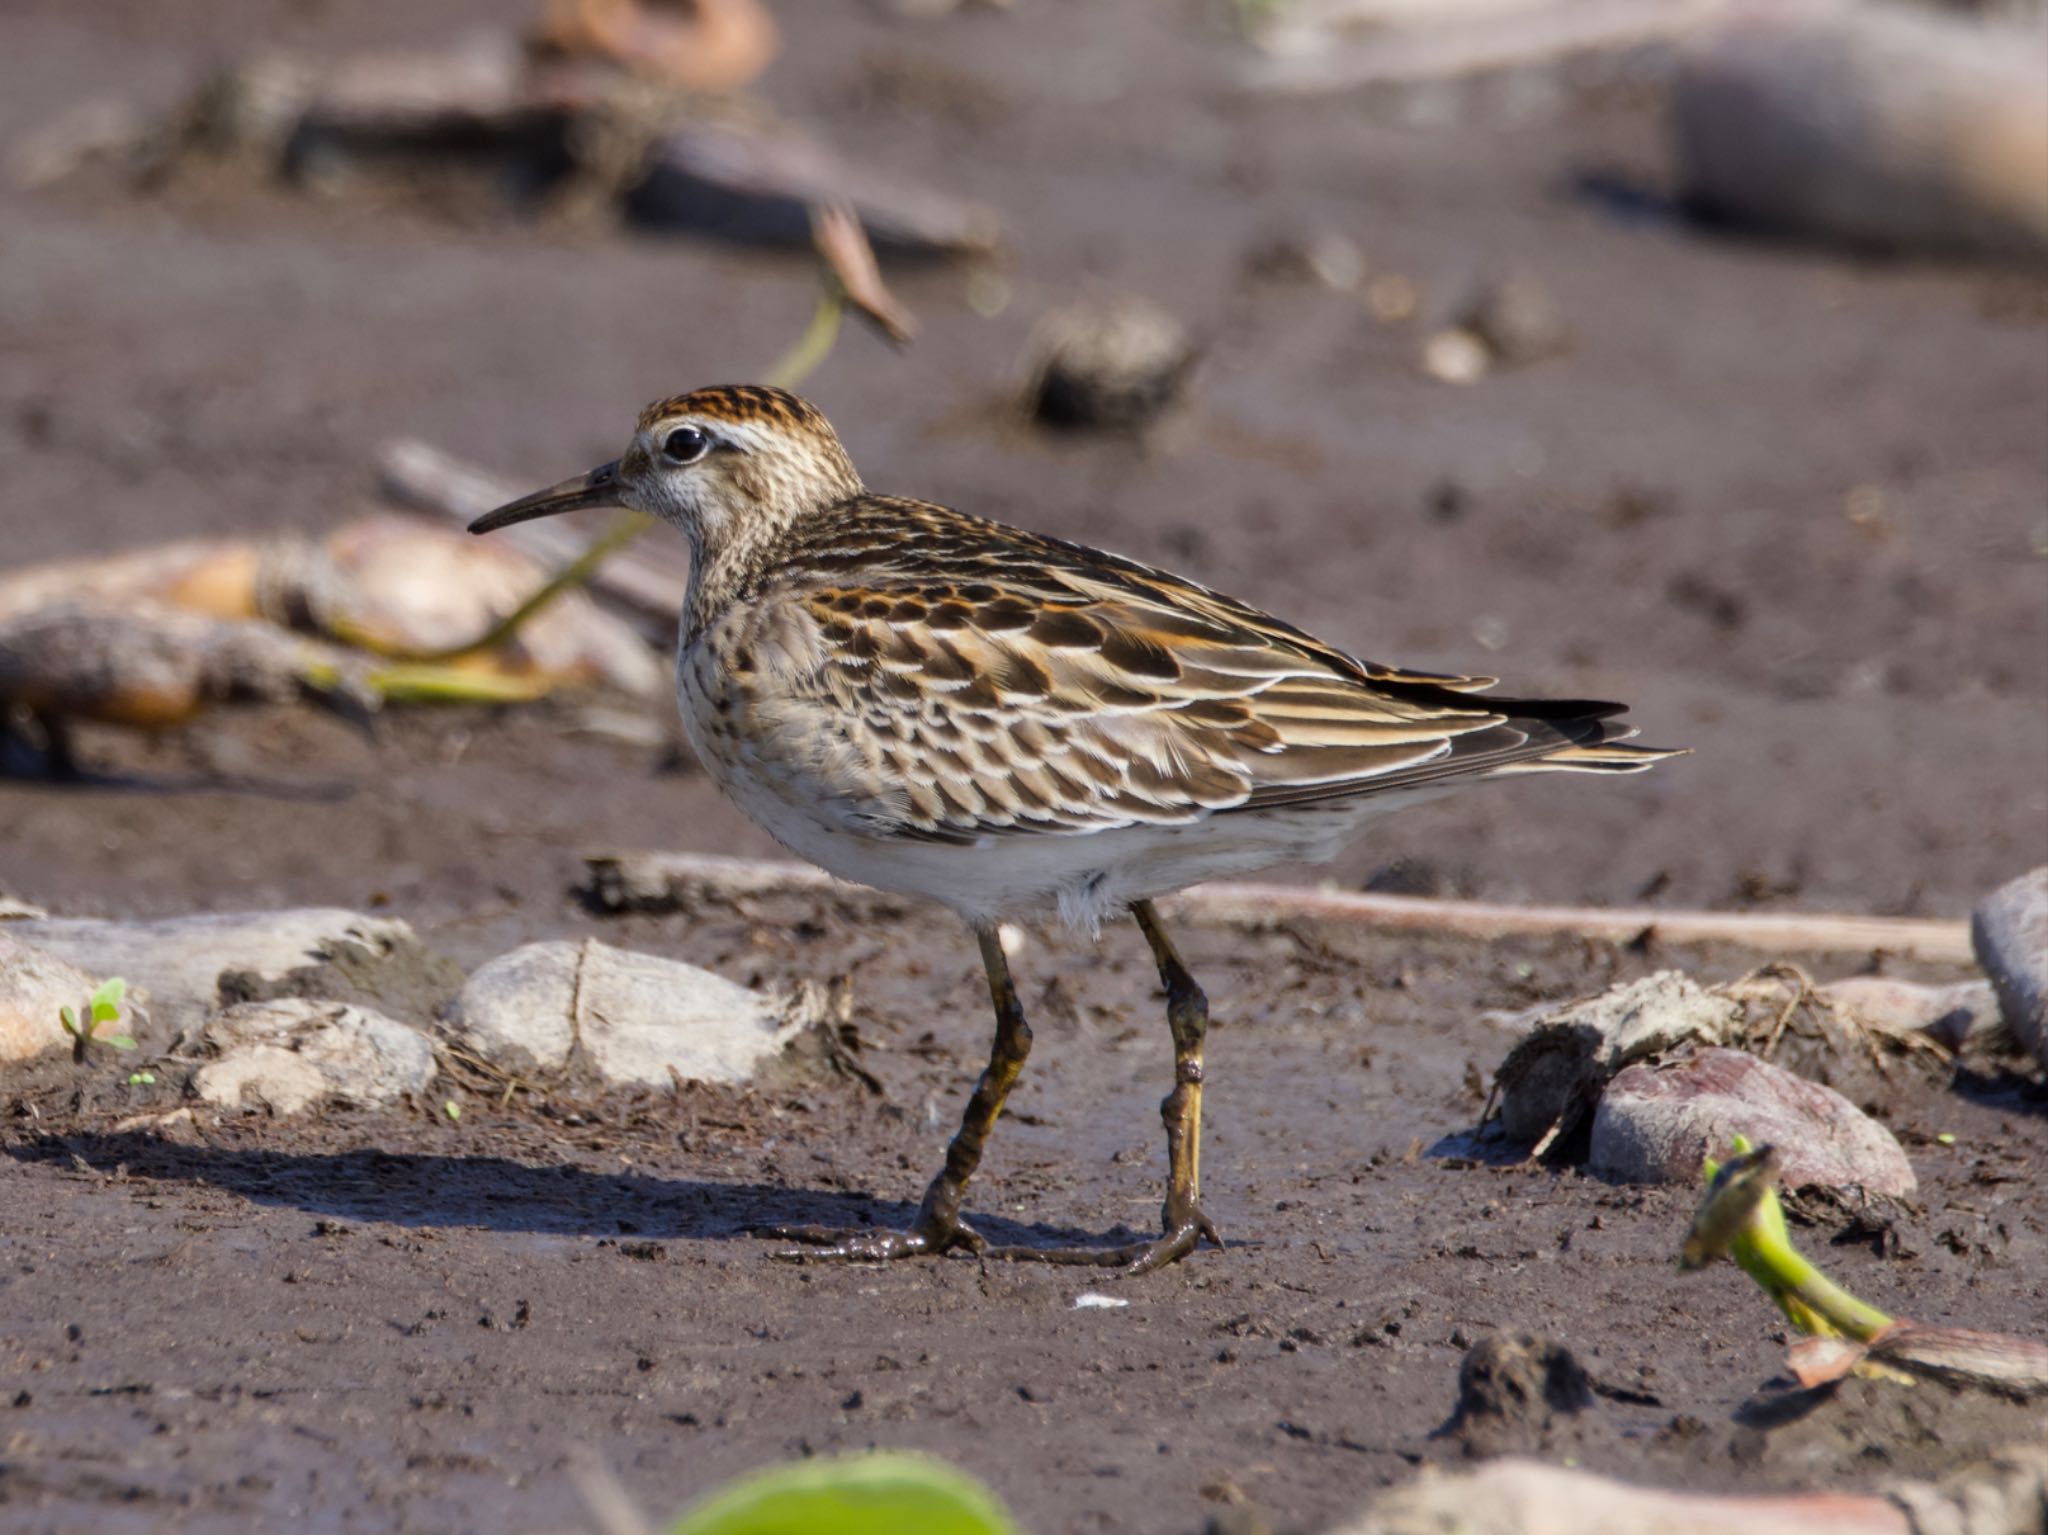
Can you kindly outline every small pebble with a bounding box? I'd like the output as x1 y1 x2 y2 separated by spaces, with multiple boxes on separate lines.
1422 328 1490 385
1367 273 1419 322
1028 296 1195 430
1244 229 1366 292
1460 275 1572 365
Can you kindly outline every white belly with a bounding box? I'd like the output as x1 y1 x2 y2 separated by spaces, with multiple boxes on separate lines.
676 631 1450 930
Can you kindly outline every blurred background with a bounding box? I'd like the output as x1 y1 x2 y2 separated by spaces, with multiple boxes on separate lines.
1 0 2043 922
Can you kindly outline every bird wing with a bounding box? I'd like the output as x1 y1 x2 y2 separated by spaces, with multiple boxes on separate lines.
778 498 1664 843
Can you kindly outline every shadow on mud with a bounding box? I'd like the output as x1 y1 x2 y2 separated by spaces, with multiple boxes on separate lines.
5 1131 1133 1252
1948 1067 2048 1118
0 753 357 802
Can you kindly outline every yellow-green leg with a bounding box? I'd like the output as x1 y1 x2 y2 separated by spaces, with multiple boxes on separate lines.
1123 897 1224 1272
978 898 1222 1270
776 924 1030 1260
777 909 1219 1272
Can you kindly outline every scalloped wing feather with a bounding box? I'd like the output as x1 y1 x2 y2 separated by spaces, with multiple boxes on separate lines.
718 497 1673 844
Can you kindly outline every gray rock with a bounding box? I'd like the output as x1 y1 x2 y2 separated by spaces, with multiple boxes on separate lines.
1589 1046 1917 1196
1972 867 2048 1069
1492 972 1740 1148
447 939 801 1088
1459 275 1572 367
195 998 436 1116
0 930 132 1064
11 908 418 1026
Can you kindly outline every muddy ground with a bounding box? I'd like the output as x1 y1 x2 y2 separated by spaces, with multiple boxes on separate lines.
5 886 2046 1535
1 0 2045 1531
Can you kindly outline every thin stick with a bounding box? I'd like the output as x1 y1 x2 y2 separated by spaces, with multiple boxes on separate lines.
761 280 846 388
579 851 1974 962
362 278 848 667
1177 883 1972 962
568 1449 656 1535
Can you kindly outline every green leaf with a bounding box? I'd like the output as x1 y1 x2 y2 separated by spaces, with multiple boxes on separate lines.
668 1452 1019 1535
104 1035 137 1052
60 1005 79 1036
92 977 127 1011
91 999 121 1025
444 1101 462 1122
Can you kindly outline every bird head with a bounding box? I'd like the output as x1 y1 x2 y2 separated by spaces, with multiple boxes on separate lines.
467 385 864 559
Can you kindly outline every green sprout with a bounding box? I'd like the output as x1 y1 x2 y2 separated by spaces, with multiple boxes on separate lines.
128 1071 156 1086
1683 1135 1893 1342
59 977 135 1064
341 270 854 676
667 1451 1018 1535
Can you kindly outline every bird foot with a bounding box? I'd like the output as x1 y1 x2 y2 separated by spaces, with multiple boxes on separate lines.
1129 1199 1225 1275
979 1198 1224 1274
769 1214 985 1263
770 1199 1222 1274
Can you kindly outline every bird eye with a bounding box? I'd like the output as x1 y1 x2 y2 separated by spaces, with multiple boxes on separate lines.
662 426 710 464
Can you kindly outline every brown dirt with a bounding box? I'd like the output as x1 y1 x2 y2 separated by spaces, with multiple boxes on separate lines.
2 1 2046 1532
4 893 2046 1534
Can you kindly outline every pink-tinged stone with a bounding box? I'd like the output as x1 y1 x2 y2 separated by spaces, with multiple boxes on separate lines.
1589 1046 1916 1196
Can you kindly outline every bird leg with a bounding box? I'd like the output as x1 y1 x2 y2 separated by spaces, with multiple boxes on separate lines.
776 909 1220 1273
973 899 1223 1272
1122 897 1225 1272
773 924 1030 1261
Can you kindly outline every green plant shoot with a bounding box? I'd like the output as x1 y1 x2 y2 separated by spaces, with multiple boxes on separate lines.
1687 1134 1893 1342
667 1450 1019 1535
59 977 135 1063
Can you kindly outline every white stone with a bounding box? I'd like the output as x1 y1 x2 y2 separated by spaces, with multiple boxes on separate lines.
11 909 417 1022
1422 327 1490 385
195 1045 329 1117
1820 975 1999 1052
447 939 800 1088
195 998 436 1115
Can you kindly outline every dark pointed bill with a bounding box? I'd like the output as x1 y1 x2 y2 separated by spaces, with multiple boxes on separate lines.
467 461 624 534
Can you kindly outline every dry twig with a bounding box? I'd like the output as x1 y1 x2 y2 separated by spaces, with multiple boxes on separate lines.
580 851 1973 962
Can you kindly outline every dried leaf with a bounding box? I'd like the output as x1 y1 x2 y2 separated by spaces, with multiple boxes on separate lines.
1787 1335 1866 1388
812 201 918 346
536 0 779 93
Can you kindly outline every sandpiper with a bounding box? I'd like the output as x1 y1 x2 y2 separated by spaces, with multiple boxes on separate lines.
471 384 1681 1272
